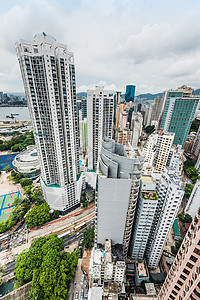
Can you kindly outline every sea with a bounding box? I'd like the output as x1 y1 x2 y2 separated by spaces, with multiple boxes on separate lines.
0 107 30 121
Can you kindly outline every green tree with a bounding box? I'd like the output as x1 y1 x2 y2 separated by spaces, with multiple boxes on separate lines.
178 213 185 222
14 234 79 300
81 226 95 249
184 214 193 223
145 125 155 134
185 184 194 198
190 119 200 133
19 178 33 188
54 210 60 219
3 164 12 172
25 203 51 227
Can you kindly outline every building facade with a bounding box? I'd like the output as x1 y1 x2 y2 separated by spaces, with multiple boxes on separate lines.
16 33 81 213
116 129 132 146
154 132 174 172
191 126 200 157
146 168 184 269
158 206 200 300
87 87 114 171
131 176 158 261
96 138 144 257
125 85 135 102
160 90 199 147
131 112 143 147
185 180 200 219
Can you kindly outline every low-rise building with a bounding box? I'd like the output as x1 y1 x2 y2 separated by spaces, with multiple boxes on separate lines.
89 239 126 295
13 146 40 178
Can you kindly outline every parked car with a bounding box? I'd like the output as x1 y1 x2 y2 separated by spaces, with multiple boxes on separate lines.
75 291 79 299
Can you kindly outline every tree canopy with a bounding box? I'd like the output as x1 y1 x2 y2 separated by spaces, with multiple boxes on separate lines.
25 202 51 228
81 226 95 249
190 119 200 133
183 159 199 184
14 234 79 300
178 213 193 224
185 183 194 198
144 125 155 134
0 131 35 152
20 178 33 188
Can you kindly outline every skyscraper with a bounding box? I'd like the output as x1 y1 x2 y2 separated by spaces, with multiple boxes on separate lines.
16 33 81 213
146 168 184 269
125 85 135 102
154 131 175 172
158 206 200 300
160 90 199 147
131 112 143 147
96 138 144 256
131 176 158 261
185 180 200 219
87 87 114 171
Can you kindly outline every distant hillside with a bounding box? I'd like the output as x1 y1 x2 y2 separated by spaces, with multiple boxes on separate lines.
193 89 200 95
135 92 163 100
77 92 87 98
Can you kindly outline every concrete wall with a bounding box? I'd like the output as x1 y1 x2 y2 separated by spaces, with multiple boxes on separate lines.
1 282 31 300
97 176 132 244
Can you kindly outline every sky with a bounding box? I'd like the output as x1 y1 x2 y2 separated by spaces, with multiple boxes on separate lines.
1 0 200 95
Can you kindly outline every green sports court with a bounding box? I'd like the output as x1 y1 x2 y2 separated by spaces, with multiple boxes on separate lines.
0 192 20 222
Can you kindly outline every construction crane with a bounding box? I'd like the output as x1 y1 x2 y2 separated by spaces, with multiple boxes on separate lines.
6 113 19 119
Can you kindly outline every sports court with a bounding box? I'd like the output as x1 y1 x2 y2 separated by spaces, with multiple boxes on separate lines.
0 191 20 222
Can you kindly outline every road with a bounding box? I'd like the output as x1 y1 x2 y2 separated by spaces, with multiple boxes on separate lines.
0 208 95 265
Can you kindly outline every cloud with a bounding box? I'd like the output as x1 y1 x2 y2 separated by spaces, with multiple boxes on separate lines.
0 0 200 94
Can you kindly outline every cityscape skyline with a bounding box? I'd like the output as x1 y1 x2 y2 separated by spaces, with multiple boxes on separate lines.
1 0 200 94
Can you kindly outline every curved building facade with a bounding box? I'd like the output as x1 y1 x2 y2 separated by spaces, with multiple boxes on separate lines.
96 138 144 257
13 146 40 178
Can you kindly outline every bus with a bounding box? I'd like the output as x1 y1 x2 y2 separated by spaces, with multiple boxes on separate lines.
58 231 71 239
74 222 86 232
0 234 10 245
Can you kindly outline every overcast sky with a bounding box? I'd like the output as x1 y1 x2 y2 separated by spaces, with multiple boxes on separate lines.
1 0 200 94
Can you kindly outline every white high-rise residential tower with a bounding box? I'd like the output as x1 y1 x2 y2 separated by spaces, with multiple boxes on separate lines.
146 168 184 269
16 33 81 214
87 87 114 171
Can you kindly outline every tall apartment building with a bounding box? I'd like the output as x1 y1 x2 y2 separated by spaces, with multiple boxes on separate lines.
151 96 165 128
185 180 200 218
158 206 200 300
115 103 125 130
146 168 184 269
115 129 132 146
160 89 199 147
115 91 122 105
154 131 174 172
131 176 158 261
97 138 144 256
87 87 114 171
195 154 200 172
125 85 135 102
143 103 154 127
79 117 87 151
131 112 143 147
191 126 200 157
16 33 81 213
143 133 158 169
120 111 129 130
81 96 87 119
166 144 183 176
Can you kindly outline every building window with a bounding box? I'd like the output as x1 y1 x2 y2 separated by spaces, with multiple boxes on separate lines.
193 248 200 256
174 285 180 291
186 262 194 269
169 295 175 300
190 255 198 263
177 280 183 286
180 274 187 281
183 268 190 275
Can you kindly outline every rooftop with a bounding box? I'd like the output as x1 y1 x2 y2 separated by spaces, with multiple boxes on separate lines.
141 176 155 185
136 260 148 278
142 191 158 200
